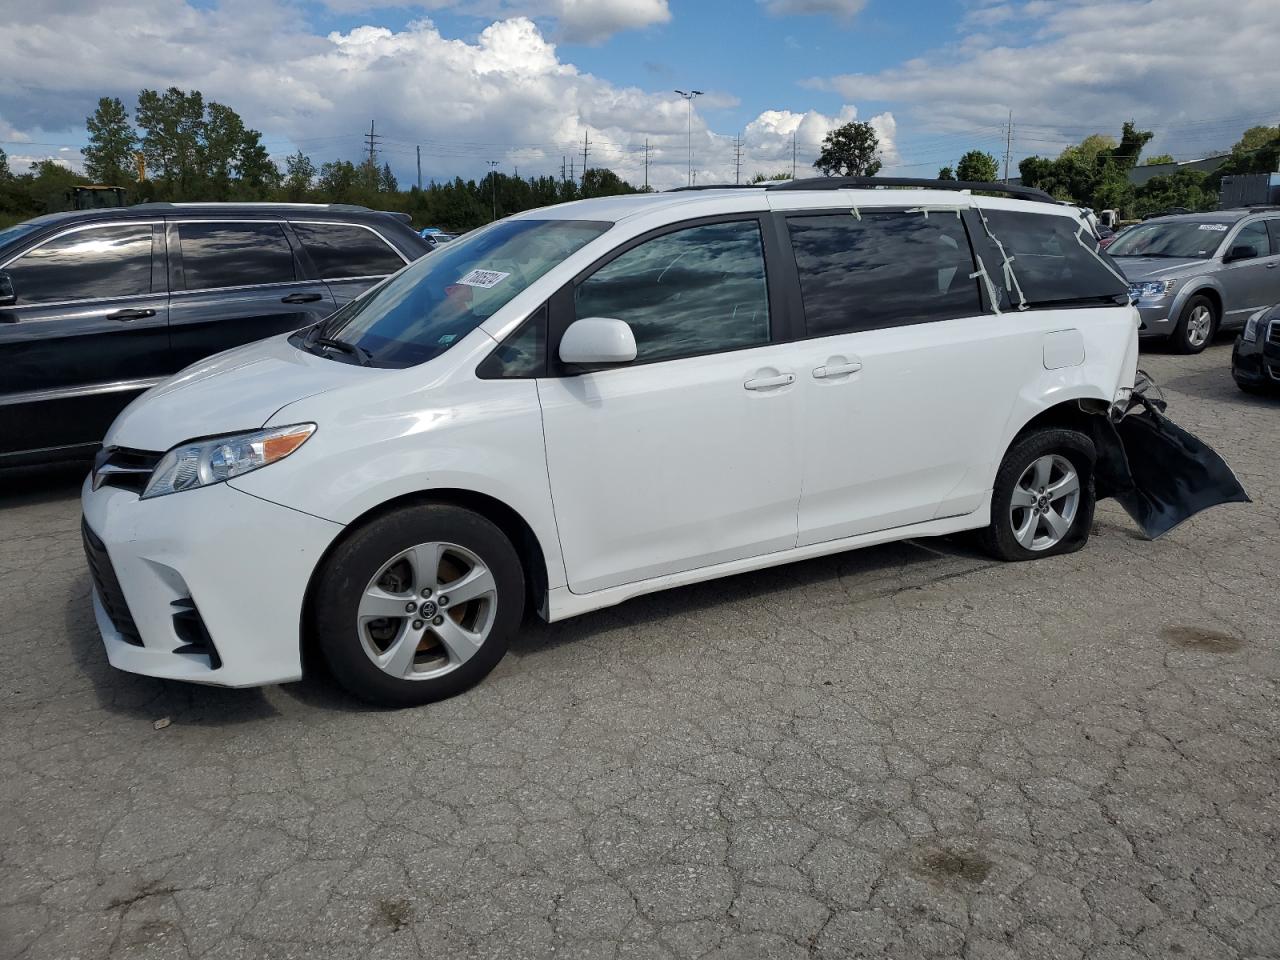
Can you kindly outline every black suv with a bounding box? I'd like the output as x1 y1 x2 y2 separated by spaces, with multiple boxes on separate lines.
0 203 430 467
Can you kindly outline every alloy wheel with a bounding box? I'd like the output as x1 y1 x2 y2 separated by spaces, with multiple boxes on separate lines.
356 541 498 681
1186 305 1213 349
1009 454 1080 552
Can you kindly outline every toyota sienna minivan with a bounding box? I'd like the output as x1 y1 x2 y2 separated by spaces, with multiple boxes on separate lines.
82 178 1222 706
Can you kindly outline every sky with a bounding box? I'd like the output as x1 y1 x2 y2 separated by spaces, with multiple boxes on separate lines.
1 0 1279 190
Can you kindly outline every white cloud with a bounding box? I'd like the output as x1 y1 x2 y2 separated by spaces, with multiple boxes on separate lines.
0 2 868 189
759 0 866 20
330 0 672 43
809 0 1280 160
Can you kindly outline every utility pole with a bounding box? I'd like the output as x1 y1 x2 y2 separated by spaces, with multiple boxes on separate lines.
792 132 797 179
1003 110 1013 183
486 160 499 222
569 156 575 183
644 138 650 191
581 130 590 187
733 133 743 184
415 145 421 191
675 89 703 186
365 120 380 167
561 156 566 183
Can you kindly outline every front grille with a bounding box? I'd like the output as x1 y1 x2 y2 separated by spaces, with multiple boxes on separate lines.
82 519 143 646
93 446 162 495
1268 321 1280 345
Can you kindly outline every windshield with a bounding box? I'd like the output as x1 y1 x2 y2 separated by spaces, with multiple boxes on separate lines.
1107 220 1232 259
311 218 610 368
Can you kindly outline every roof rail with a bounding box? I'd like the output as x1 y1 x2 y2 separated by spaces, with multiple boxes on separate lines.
665 184 764 192
128 201 376 211
766 176 1056 203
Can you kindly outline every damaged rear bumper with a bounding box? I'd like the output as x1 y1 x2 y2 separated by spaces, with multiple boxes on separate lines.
1089 375 1250 539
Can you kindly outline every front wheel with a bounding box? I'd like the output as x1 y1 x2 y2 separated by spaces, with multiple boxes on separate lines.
312 504 525 707
978 428 1096 562
1172 295 1216 354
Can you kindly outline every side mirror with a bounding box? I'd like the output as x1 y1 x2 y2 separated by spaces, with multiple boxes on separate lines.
559 317 637 366
1225 244 1258 263
0 272 14 308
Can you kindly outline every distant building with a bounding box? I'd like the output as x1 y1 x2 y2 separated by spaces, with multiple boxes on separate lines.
1127 155 1230 187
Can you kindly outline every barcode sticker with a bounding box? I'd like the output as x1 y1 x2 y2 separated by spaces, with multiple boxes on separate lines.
1198 223 1228 231
456 269 510 288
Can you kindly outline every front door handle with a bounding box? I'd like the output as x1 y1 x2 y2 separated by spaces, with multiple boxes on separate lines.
1266 262 1278 269
106 308 156 322
281 292 323 304
813 360 863 379
744 373 795 391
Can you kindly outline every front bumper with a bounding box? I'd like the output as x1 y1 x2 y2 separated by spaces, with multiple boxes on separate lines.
81 477 342 687
1135 301 1176 338
1232 335 1280 387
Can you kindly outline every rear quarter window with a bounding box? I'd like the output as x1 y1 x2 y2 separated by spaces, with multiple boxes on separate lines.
977 209 1128 307
290 221 406 279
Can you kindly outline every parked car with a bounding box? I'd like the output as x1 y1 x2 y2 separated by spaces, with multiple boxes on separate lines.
1232 303 1280 393
420 229 456 251
83 178 1168 706
0 203 430 467
1108 208 1280 353
1097 224 1116 249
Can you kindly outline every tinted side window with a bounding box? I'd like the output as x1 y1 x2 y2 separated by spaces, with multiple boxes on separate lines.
1267 220 1280 256
6 224 153 304
979 210 1128 306
787 212 979 336
179 222 295 290
1232 220 1270 258
476 306 546 379
574 220 770 363
290 222 405 279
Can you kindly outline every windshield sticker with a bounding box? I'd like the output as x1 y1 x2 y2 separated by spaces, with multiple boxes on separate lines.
456 269 510 289
1198 224 1228 231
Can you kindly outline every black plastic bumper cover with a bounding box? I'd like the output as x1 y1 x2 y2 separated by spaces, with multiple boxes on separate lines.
1094 393 1250 540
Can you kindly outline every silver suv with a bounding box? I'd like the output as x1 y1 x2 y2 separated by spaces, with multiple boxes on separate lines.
1109 208 1280 353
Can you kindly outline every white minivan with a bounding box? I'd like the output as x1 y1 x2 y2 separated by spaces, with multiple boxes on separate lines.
82 179 1143 706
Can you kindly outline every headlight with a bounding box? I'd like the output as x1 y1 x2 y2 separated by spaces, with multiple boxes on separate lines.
1128 279 1177 301
1243 308 1269 343
141 424 316 499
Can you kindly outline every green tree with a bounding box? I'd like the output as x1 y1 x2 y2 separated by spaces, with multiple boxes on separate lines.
283 151 316 200
1132 168 1214 219
136 87 206 197
82 97 136 185
378 162 398 193
955 150 999 183
813 121 882 177
749 171 791 183
937 166 955 180
1208 125 1280 189
1143 154 1175 166
319 160 363 202
1017 122 1152 217
234 133 280 199
201 102 245 198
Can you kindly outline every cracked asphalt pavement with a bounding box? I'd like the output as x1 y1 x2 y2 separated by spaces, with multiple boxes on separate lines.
3 343 1279 960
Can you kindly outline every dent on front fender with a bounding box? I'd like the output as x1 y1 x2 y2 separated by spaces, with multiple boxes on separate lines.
1086 378 1250 539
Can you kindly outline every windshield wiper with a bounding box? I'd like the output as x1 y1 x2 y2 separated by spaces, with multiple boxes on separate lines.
313 337 372 366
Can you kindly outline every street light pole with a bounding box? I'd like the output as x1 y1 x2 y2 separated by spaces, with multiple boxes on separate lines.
486 160 499 221
675 89 703 186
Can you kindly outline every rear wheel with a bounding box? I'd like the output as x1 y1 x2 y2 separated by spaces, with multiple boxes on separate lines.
1172 294 1216 354
312 504 525 707
979 428 1096 562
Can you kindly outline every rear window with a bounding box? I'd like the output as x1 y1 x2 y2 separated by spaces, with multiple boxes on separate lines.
787 211 981 336
978 210 1129 307
178 222 296 290
311 218 610 368
290 221 405 279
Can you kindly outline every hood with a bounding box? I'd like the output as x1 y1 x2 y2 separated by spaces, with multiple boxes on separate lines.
1112 257 1206 282
106 333 370 452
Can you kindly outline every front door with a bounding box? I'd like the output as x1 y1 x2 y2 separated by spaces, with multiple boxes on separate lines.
1219 219 1279 324
0 221 169 461
167 219 335 370
536 218 803 595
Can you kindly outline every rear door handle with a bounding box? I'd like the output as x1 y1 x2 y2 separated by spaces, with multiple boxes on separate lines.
281 292 323 304
1266 262 1278 269
813 361 862 379
744 373 795 391
106 308 156 322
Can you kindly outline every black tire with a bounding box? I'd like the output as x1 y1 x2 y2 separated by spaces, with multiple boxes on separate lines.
1171 294 1217 354
312 503 525 707
978 428 1097 562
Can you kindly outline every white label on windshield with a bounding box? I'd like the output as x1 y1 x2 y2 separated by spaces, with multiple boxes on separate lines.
1198 223 1228 231
456 269 510 289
